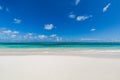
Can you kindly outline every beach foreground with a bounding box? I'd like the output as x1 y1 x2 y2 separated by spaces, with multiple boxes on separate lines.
0 48 120 80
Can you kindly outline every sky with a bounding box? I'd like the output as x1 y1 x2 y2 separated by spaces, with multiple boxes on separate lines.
0 0 120 42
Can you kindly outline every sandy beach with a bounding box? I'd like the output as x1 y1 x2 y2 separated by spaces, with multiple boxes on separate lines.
0 48 120 80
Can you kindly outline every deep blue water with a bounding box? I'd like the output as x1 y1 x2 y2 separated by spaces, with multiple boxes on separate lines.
0 42 120 49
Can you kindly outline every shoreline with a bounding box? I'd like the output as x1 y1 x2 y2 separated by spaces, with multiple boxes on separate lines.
0 48 120 58
0 48 120 80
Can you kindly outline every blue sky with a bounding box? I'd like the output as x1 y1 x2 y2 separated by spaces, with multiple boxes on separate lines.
0 0 120 42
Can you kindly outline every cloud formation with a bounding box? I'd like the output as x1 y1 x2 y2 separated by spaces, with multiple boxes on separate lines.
75 0 80 5
2 30 12 34
90 28 96 31
11 34 17 38
56 37 62 42
2 29 19 35
44 24 54 30
69 14 76 19
0 28 63 42
76 15 92 21
0 28 20 40
103 3 111 12
14 18 22 24
23 33 34 39
50 34 57 38
38 35 48 40
49 34 63 41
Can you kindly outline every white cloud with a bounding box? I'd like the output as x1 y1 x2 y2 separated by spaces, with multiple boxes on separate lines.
27 33 33 36
90 28 96 31
2 29 19 35
23 33 33 39
23 36 28 39
69 14 76 19
50 34 57 38
14 18 22 24
0 28 63 42
103 3 111 12
75 0 80 5
49 34 63 41
2 30 12 34
11 34 17 38
0 6 3 10
56 37 62 42
76 15 92 21
44 24 54 30
0 28 20 40
13 31 19 34
38 35 47 40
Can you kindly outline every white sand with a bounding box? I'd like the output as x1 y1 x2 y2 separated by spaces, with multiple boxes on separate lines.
0 48 120 80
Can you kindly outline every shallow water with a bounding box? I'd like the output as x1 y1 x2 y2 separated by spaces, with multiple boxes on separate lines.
0 42 120 49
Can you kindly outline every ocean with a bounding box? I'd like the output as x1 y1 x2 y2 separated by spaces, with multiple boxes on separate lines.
0 42 120 49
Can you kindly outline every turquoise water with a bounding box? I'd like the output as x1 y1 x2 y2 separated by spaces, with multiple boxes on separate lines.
0 42 120 49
